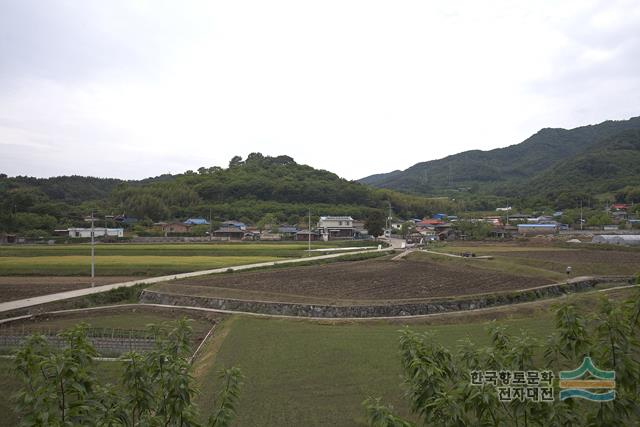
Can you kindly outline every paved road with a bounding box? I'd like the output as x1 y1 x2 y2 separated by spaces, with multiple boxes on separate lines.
0 247 393 314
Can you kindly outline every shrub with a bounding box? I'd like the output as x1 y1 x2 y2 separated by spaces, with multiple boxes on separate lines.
13 319 243 427
365 289 640 426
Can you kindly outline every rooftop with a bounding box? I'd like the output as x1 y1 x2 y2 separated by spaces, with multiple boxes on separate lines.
319 216 354 221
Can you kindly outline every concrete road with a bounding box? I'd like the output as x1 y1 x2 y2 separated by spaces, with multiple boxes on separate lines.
0 247 393 314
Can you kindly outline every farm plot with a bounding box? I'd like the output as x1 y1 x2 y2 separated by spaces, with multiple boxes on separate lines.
0 255 284 276
194 287 640 426
154 256 555 305
0 276 139 302
433 242 640 277
490 249 640 276
0 241 375 258
0 305 219 427
0 241 376 277
0 305 218 356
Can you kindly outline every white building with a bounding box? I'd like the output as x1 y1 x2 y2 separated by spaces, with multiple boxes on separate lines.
317 216 355 239
63 228 124 238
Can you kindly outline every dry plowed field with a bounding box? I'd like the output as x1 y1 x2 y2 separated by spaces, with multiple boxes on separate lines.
490 249 640 276
158 258 555 304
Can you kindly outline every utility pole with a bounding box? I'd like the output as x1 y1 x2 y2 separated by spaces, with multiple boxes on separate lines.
85 211 96 287
308 208 311 255
506 200 509 225
209 207 212 241
580 199 583 231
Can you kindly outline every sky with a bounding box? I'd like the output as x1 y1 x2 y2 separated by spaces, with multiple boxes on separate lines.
1 0 639 181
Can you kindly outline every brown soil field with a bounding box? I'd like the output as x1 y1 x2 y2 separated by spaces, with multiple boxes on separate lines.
491 249 640 276
158 258 555 304
0 276 138 303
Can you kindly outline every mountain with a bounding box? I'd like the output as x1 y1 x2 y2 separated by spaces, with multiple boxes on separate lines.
359 116 640 197
0 153 454 235
523 129 640 201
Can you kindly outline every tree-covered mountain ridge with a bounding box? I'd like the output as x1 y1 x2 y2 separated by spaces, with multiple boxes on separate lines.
359 116 640 198
0 153 455 235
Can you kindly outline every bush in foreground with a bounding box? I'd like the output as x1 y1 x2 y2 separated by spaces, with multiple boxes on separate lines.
13 318 242 427
365 289 640 426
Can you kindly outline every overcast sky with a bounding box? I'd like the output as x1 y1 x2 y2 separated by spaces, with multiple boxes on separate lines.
1 0 639 181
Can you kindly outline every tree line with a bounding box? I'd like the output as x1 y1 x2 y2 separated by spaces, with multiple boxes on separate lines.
0 154 456 237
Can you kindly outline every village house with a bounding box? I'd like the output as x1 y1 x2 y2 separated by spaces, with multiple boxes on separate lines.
317 216 355 240
58 228 124 238
483 216 503 226
184 218 210 226
277 226 299 239
212 226 245 240
517 223 558 235
154 222 191 235
296 230 320 241
114 215 138 226
221 220 247 230
610 203 629 211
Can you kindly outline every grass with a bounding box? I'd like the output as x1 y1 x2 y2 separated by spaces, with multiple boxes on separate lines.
199 315 553 426
0 241 379 276
0 287 637 426
0 255 283 276
196 287 638 426
0 241 377 257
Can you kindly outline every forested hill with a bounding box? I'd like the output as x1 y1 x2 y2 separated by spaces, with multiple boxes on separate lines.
359 116 640 196
0 153 454 235
521 129 640 204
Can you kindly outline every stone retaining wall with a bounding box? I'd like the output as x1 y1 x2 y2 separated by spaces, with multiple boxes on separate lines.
140 277 635 318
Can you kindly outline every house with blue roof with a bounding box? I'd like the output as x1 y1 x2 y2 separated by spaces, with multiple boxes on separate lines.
221 220 246 230
183 218 210 226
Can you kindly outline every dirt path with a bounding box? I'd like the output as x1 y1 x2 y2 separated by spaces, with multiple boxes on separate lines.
0 276 139 303
0 248 392 315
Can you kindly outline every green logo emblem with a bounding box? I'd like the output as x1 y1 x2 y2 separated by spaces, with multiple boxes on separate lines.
559 357 615 402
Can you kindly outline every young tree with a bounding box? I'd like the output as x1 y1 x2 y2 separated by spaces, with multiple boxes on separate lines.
365 210 386 239
400 221 416 238
257 213 278 232
364 289 640 426
14 319 244 427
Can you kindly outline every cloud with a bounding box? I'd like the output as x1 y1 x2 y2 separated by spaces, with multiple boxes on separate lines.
0 0 638 180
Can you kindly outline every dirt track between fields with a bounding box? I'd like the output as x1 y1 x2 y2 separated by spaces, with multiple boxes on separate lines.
0 277 138 303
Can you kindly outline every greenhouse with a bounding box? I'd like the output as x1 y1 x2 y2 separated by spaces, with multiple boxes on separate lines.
592 235 640 246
